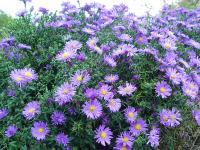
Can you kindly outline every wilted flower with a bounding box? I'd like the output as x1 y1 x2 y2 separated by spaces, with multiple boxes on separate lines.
118 83 137 96
147 128 160 147
104 74 119 83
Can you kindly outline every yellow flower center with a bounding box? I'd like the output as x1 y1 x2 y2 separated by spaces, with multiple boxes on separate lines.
16 77 22 81
165 43 171 49
90 40 95 45
77 75 83 81
62 52 69 59
25 71 32 77
38 128 44 133
170 115 175 121
63 89 69 94
89 105 95 112
122 137 129 143
109 77 114 81
86 29 92 34
124 87 129 93
128 112 134 118
189 84 194 88
134 124 141 130
121 147 127 150
138 37 143 41
171 74 176 79
28 108 35 113
100 132 107 139
101 90 107 95
160 87 165 93
109 99 115 106
162 115 168 122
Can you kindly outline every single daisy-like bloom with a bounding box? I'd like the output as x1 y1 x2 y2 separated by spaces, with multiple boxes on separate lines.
82 100 102 119
165 68 181 85
118 34 132 42
116 132 134 148
86 37 98 49
103 55 117 67
22 101 40 120
51 111 66 125
159 108 182 127
135 33 148 45
124 107 138 123
147 128 160 148
31 121 49 140
155 81 172 98
0 108 8 120
129 118 147 136
118 83 137 96
182 81 199 99
55 133 69 146
56 49 76 62
167 108 182 127
10 69 26 86
192 110 200 126
95 125 113 146
104 74 119 83
64 40 82 51
55 82 76 105
98 84 113 100
5 125 17 138
71 70 90 86
21 68 38 83
82 27 95 35
160 38 176 51
106 98 121 112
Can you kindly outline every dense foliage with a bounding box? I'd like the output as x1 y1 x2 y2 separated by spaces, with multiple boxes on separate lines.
0 1 200 150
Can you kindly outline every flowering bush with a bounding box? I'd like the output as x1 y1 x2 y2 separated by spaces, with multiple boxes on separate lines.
0 1 200 149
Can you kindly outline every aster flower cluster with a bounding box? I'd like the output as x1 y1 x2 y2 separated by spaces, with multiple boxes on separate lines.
1 1 200 149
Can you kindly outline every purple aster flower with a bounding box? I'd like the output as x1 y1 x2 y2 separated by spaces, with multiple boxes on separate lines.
7 89 16 97
55 133 69 146
21 68 38 83
118 34 132 42
18 43 31 50
82 27 95 35
22 101 40 120
116 132 134 148
135 33 148 45
160 38 176 51
56 49 76 62
55 82 76 105
86 37 98 49
129 118 147 136
71 70 90 86
76 52 86 62
187 50 196 58
104 74 119 83
0 108 8 120
124 107 138 123
118 83 137 96
147 128 160 147
95 125 113 146
103 55 117 67
106 98 121 112
182 81 199 99
114 145 131 150
10 69 26 86
16 9 27 17
31 121 49 140
155 81 172 98
192 110 200 125
159 108 182 127
82 100 102 119
39 7 49 14
84 88 98 100
64 40 82 51
5 125 17 138
98 84 113 100
51 111 66 125
165 68 181 85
